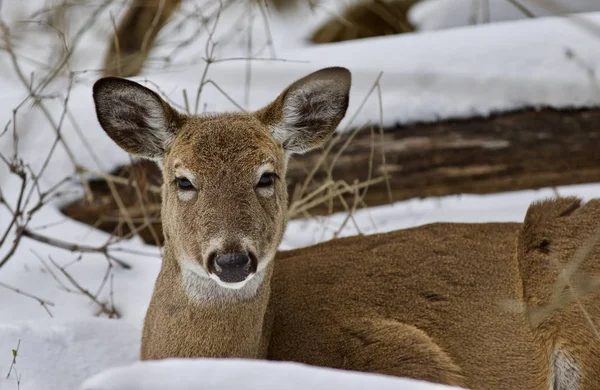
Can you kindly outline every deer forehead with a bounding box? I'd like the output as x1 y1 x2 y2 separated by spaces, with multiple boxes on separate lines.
165 115 285 175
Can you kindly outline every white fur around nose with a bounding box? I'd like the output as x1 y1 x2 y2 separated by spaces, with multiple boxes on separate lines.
208 272 257 290
181 264 266 303
180 237 270 302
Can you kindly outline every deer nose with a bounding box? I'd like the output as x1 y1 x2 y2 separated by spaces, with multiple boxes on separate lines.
212 253 255 283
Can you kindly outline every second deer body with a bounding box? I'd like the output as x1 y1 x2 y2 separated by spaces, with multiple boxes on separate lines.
92 68 600 390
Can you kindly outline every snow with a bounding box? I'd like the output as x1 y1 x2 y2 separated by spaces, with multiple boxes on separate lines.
0 317 459 390
0 318 140 390
4 14 600 192
2 2 600 389
81 358 460 390
279 183 600 250
410 0 600 31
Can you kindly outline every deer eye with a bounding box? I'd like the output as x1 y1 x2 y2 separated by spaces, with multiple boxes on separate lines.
257 172 276 188
176 177 194 190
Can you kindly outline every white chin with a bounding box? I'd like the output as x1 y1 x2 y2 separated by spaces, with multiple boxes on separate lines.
209 273 254 290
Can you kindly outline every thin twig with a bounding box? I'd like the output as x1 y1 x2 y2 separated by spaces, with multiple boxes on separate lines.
194 1 222 115
376 81 393 204
46 255 120 318
5 339 20 380
505 0 536 18
0 282 54 317
21 229 135 268
256 0 276 59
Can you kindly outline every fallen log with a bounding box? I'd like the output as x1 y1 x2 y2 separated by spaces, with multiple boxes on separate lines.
61 107 600 246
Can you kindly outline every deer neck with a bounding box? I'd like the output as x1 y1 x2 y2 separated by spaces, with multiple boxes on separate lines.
145 244 274 359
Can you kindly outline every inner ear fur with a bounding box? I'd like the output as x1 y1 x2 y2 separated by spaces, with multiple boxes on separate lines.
93 77 186 160
255 67 351 154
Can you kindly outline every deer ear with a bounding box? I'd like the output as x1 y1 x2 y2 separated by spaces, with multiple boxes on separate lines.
92 77 185 160
256 67 351 154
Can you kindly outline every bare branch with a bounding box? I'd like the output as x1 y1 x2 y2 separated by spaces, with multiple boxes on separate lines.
46 255 120 318
0 282 54 317
21 229 135 269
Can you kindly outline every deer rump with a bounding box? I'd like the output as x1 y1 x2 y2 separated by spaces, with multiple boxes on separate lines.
269 197 600 390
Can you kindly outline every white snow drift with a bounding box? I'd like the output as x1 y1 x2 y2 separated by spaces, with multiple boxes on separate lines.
81 358 461 390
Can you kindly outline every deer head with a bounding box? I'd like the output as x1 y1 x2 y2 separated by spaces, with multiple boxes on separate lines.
92 67 351 292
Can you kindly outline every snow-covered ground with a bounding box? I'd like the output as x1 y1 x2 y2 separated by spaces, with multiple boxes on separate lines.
2 2 600 390
81 357 461 390
0 317 458 390
0 319 140 390
410 0 600 30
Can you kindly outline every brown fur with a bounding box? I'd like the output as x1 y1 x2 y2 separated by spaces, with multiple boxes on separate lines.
92 68 600 390
139 111 291 358
517 197 600 389
92 66 350 359
142 247 274 359
270 223 544 389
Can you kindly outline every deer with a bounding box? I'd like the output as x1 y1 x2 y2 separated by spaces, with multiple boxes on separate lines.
92 67 600 390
